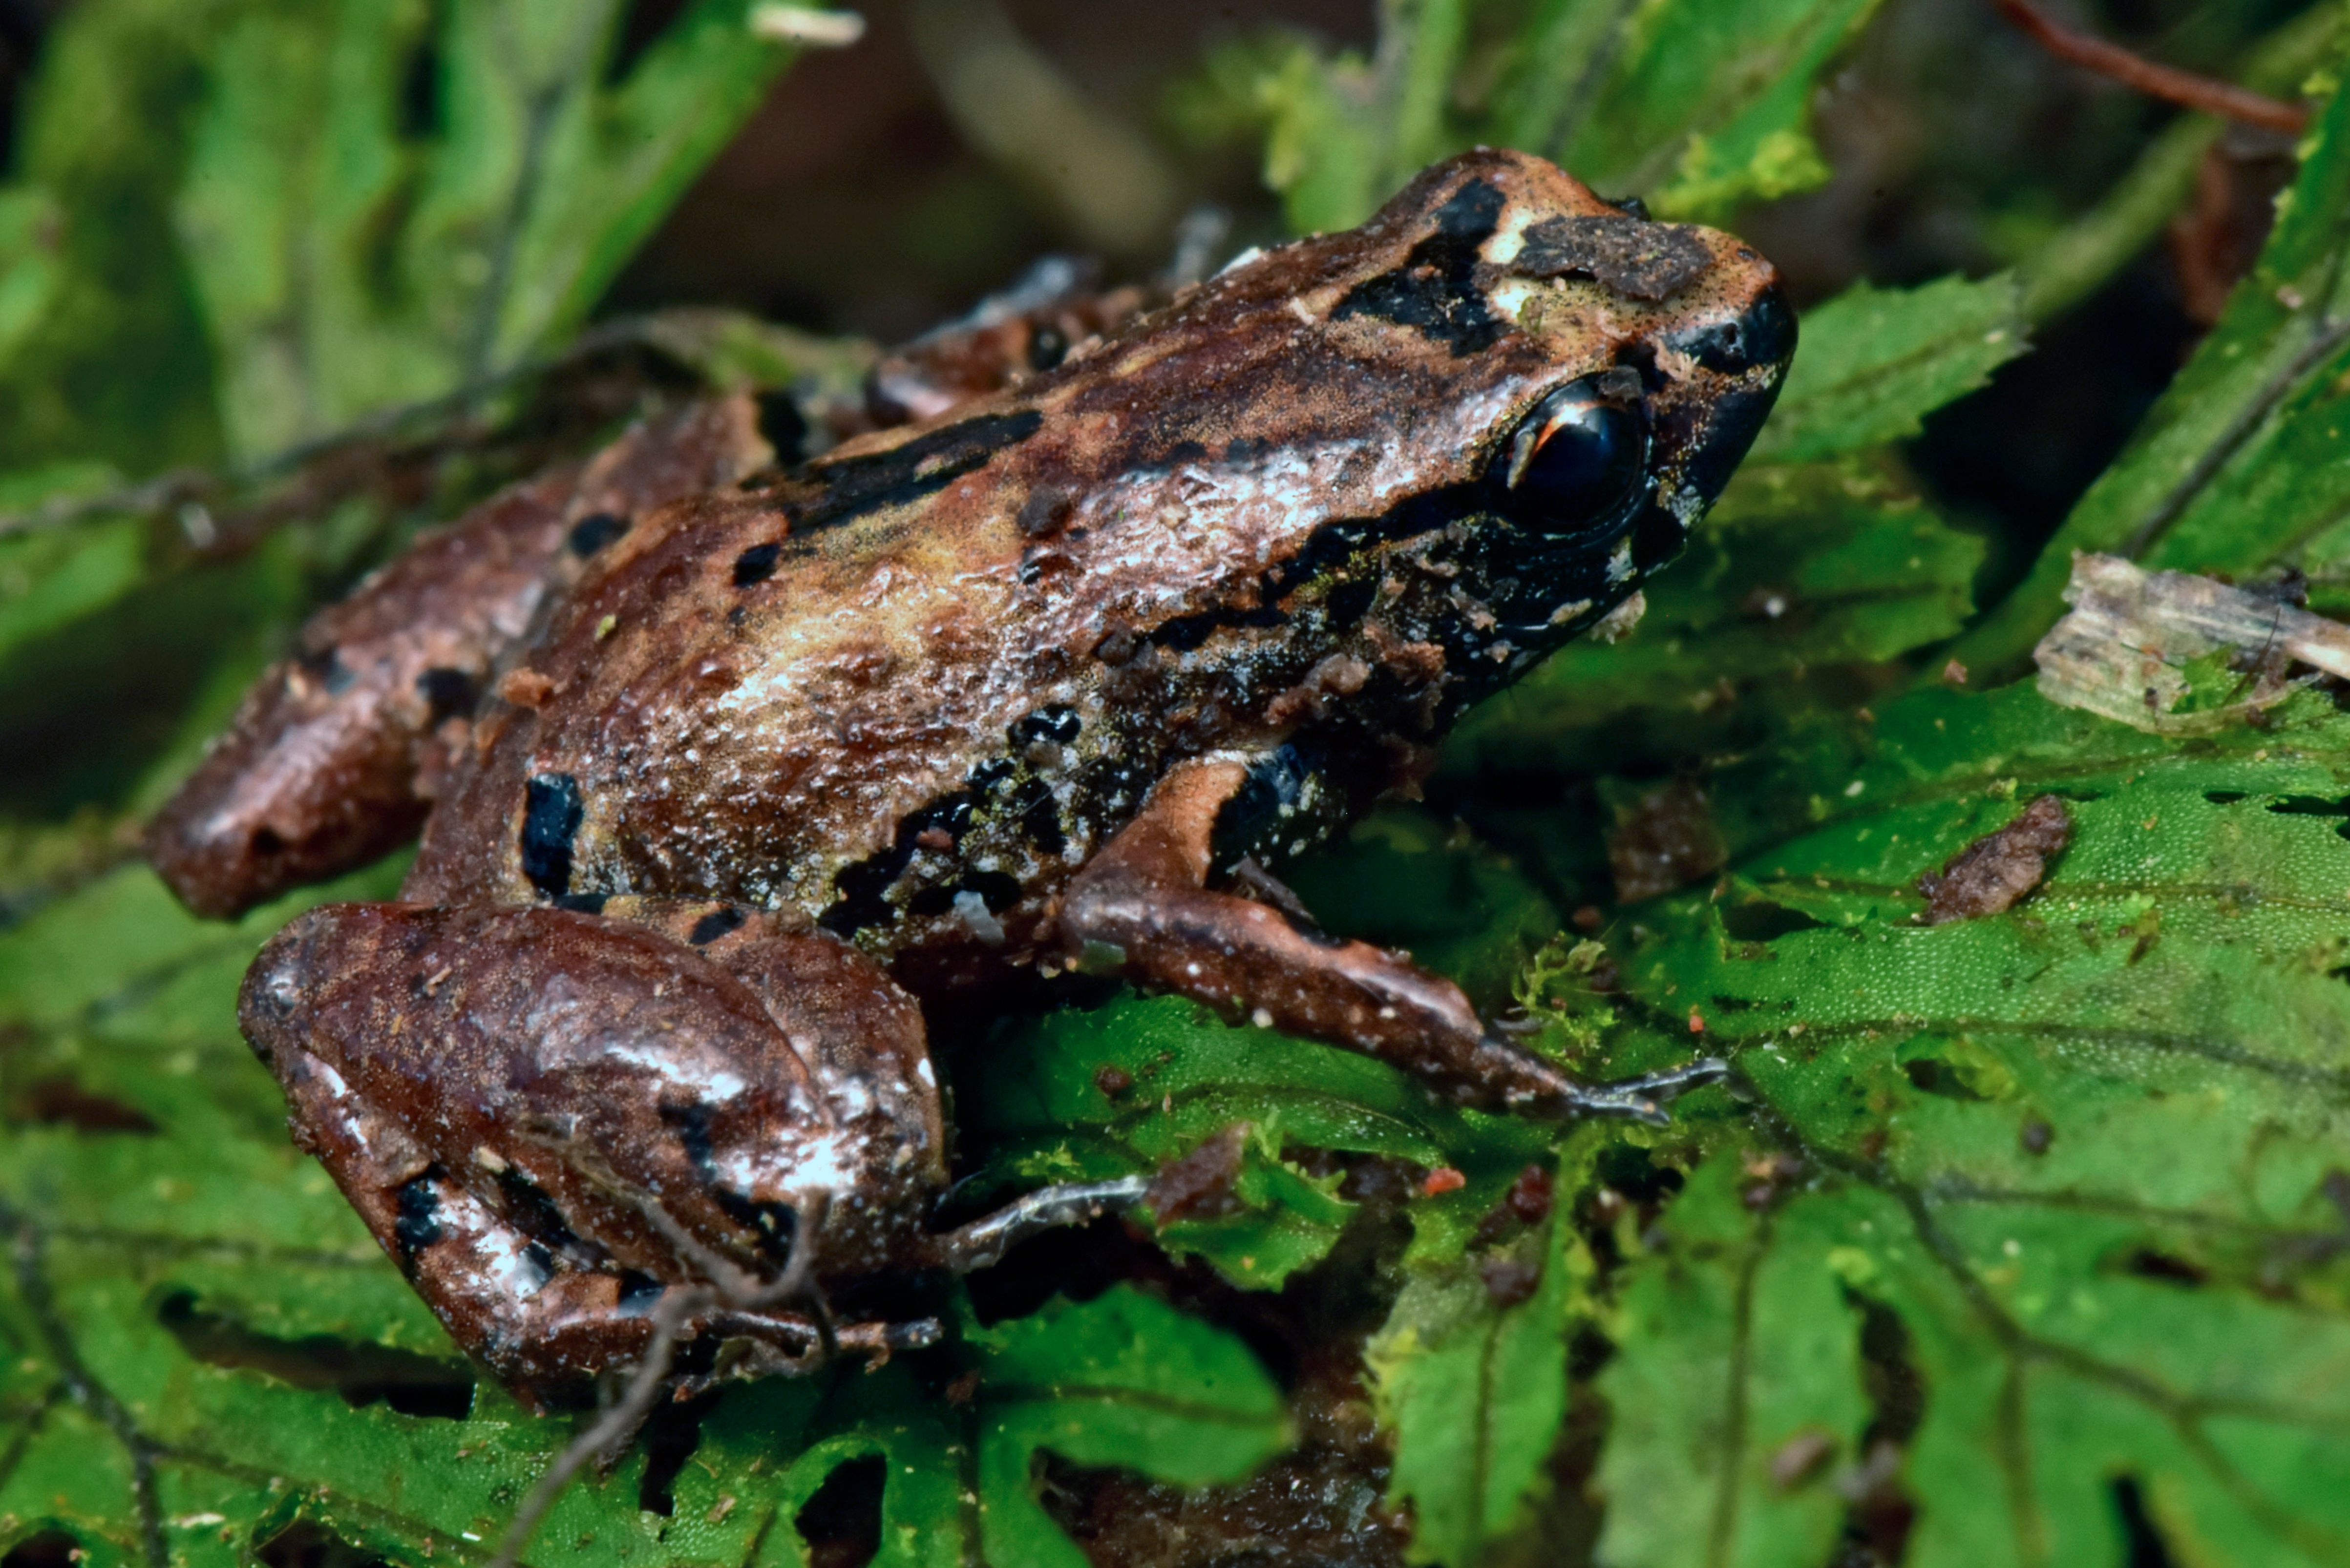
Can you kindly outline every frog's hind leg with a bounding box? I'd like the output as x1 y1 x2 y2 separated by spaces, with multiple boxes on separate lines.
1058 757 1725 1122
148 398 771 919
239 897 942 1411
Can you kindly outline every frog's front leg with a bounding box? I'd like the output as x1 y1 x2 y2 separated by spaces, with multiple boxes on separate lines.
148 397 770 919
240 898 943 1407
1058 757 1723 1122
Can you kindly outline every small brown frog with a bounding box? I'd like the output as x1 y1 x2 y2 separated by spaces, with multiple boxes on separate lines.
150 148 1792 1407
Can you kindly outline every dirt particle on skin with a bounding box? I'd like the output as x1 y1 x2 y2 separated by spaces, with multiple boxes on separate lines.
495 668 556 709
1017 484 1076 538
1608 779 1728 903
1916 794 2072 925
1144 1123 1249 1223
1094 1064 1134 1098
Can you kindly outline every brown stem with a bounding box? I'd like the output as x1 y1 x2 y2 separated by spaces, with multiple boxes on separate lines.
1992 0 2309 136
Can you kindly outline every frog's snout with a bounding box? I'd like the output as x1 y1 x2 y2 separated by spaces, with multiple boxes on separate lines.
1728 281 1797 373
1661 277 1797 376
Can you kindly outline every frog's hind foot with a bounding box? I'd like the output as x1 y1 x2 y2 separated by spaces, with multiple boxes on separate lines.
916 1176 1153 1273
1534 1056 1732 1126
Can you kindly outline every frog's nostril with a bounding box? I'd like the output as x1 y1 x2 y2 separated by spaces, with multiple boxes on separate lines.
1662 281 1797 374
1738 283 1797 371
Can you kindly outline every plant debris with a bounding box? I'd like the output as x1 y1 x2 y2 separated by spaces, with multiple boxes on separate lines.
1914 794 2073 924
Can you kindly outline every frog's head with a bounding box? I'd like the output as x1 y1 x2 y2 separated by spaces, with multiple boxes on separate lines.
1037 146 1793 711
1330 147 1793 660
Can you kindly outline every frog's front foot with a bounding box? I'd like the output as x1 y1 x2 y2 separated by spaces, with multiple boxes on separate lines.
1061 757 1723 1123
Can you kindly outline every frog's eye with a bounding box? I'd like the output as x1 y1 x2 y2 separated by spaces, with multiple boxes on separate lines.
1500 380 1648 536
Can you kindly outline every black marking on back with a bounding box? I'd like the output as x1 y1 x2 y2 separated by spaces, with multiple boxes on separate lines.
1009 705 1082 748
521 774 584 898
820 759 1016 937
734 542 782 586
1509 215 1711 301
689 906 746 946
416 666 480 723
1334 178 1508 356
566 511 630 557
298 644 357 696
616 1271 665 1316
797 409 1046 539
393 1171 444 1261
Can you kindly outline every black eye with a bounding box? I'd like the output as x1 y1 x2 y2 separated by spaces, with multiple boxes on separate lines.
1499 380 1647 536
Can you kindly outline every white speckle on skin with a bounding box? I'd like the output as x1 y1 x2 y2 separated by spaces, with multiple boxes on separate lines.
953 890 1006 946
1547 598 1593 627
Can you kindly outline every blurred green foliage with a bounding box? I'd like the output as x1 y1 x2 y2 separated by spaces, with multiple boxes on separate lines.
5 1 2350 1566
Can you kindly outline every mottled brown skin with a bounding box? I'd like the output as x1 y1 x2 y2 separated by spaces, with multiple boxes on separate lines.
863 275 1153 427
148 397 773 917
159 149 1794 1406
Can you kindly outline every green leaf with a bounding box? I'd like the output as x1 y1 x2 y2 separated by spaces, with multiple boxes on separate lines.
959 986 1558 1285
1579 678 2350 1566
1545 0 1889 221
967 1286 1291 1568
1368 1152 1593 1564
0 522 147 670
175 0 808 459
0 0 240 477
1182 0 1886 233
1748 273 2030 465
1591 1159 1869 1568
1957 40 2350 671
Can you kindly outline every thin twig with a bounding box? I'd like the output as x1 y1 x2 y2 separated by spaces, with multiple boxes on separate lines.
1993 0 2310 136
487 1284 709 1568
486 1179 843 1567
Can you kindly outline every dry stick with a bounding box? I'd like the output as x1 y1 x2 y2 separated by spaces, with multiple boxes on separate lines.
485 1186 839 1568
487 1283 710 1568
1992 0 2311 136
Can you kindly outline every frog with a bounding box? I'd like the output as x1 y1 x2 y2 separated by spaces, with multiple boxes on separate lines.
150 147 1793 1408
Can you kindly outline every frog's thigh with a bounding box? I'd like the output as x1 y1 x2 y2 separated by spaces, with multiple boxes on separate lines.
1060 757 1594 1113
597 895 949 1211
261 1006 676 1405
243 898 876 1408
148 397 768 920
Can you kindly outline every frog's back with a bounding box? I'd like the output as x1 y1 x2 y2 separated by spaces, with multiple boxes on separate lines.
406 147 1789 982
